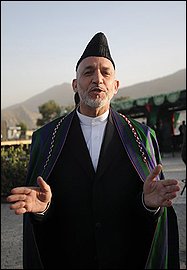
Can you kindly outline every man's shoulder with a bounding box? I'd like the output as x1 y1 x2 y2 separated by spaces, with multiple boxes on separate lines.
35 116 63 132
113 110 150 131
112 109 156 140
33 110 75 136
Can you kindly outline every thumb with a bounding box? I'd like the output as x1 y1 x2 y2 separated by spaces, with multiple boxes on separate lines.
37 176 50 193
146 164 162 183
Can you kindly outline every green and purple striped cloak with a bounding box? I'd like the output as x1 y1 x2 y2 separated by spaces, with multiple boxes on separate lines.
24 108 180 269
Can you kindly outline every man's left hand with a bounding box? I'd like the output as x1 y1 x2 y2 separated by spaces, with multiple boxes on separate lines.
143 164 180 208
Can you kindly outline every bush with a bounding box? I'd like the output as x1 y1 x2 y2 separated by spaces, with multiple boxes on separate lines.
1 144 30 197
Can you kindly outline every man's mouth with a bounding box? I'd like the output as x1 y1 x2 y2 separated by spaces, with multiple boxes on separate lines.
90 87 105 93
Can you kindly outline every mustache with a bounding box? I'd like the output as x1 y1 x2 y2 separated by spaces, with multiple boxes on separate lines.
89 86 106 93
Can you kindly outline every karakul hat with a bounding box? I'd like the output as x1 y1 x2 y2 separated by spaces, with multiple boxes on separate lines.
76 32 115 71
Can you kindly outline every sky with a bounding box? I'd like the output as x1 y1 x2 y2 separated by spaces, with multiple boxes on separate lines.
1 1 186 109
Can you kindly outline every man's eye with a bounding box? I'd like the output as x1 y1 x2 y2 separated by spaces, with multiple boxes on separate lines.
84 71 92 75
104 72 110 76
102 69 111 76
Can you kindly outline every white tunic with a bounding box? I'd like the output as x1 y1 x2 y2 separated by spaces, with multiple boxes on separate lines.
77 109 109 171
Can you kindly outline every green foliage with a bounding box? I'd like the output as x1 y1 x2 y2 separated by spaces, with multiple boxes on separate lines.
1 145 30 196
17 122 27 131
114 96 130 102
36 100 62 127
17 122 28 138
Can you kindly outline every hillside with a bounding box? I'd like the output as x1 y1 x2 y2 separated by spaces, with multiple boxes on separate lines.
1 69 186 129
115 69 186 100
5 82 74 113
1 83 75 129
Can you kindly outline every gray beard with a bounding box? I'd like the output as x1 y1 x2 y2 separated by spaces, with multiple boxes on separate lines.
80 93 110 108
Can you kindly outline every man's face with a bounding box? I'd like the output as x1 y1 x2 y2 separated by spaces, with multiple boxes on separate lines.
73 57 119 110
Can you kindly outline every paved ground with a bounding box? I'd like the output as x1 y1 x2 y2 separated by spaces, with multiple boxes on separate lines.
1 152 186 269
161 152 186 269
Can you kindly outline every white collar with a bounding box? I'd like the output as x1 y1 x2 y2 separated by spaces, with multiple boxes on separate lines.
76 108 109 126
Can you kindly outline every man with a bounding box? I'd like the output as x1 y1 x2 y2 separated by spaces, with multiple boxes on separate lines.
7 32 180 269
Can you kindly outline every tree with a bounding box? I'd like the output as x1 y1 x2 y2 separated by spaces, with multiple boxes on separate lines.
17 122 27 139
36 100 62 127
1 145 30 196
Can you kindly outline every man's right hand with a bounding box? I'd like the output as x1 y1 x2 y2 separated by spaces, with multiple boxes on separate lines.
7 176 52 215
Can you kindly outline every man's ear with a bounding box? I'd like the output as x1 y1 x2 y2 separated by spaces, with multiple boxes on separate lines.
72 79 77 92
114 80 120 94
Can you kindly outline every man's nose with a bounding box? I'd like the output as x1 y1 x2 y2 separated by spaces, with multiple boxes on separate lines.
92 71 103 84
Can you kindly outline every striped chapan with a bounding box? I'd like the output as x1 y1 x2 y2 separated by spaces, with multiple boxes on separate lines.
25 108 179 269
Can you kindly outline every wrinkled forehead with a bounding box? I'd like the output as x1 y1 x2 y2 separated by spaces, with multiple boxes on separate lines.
77 56 115 73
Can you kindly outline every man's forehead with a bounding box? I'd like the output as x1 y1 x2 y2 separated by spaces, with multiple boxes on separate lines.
78 56 114 70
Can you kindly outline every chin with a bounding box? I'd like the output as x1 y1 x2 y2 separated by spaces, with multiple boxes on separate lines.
85 98 108 108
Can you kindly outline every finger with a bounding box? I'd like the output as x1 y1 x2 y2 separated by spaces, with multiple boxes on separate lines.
146 164 162 182
14 207 27 215
162 200 173 207
164 183 180 192
162 179 180 187
167 192 178 200
9 187 32 195
7 194 27 203
9 200 26 210
37 176 50 193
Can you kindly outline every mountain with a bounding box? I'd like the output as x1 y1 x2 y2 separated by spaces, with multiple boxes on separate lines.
4 82 74 113
115 69 186 100
1 69 186 130
1 83 75 129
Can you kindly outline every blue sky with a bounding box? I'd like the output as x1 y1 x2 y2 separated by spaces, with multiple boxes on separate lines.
1 1 186 108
